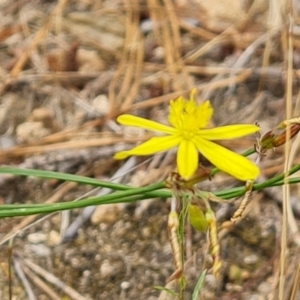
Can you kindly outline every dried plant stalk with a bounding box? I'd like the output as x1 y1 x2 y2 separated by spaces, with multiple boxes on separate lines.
231 180 254 223
167 172 224 278
168 211 182 276
205 208 222 277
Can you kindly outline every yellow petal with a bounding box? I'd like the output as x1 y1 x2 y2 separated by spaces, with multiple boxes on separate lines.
117 115 176 134
168 97 185 129
196 100 213 128
114 135 180 159
198 124 260 140
114 151 131 159
194 137 260 181
177 139 199 179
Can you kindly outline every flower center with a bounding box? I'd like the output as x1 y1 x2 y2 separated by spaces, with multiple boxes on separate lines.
181 129 196 140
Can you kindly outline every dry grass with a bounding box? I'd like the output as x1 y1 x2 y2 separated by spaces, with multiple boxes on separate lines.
0 0 300 299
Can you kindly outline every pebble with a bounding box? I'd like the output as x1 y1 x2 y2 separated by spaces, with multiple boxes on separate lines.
100 260 114 278
27 232 47 244
91 203 122 224
16 121 51 143
244 254 259 265
27 244 51 257
92 94 110 116
120 281 130 290
47 230 61 246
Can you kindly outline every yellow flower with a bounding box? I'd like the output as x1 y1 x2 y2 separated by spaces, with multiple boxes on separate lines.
114 93 260 181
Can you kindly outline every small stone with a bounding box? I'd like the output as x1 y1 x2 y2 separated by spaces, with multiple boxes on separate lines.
100 260 114 278
28 244 51 257
91 203 122 224
16 121 51 143
153 46 165 60
47 230 61 246
27 232 47 244
29 108 59 131
120 281 130 290
244 254 259 265
141 227 151 238
92 94 109 116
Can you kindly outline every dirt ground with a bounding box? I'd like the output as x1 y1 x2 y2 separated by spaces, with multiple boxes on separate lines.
0 0 300 299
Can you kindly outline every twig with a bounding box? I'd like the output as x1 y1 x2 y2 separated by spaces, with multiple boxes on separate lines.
13 257 37 300
23 259 87 300
21 264 61 300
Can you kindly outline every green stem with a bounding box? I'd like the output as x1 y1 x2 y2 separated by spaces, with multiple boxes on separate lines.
1 164 300 218
0 194 149 217
0 167 137 190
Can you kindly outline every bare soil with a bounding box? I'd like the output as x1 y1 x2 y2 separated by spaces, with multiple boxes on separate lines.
0 1 300 299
